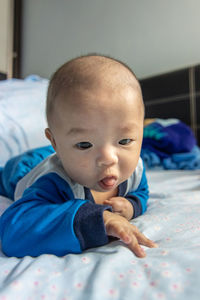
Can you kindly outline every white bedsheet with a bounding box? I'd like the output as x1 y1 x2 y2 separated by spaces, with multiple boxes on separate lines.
0 170 200 300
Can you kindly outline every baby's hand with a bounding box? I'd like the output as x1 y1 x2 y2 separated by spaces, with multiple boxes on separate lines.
103 197 133 220
103 210 158 258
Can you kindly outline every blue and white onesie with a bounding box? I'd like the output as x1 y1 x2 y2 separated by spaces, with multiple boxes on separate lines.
0 146 149 257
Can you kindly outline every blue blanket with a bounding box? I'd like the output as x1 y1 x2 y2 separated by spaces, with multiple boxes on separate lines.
142 119 200 170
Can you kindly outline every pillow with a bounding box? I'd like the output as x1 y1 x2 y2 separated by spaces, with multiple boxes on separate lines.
0 76 50 166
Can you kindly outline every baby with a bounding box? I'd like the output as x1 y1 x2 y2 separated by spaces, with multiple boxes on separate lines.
0 54 157 258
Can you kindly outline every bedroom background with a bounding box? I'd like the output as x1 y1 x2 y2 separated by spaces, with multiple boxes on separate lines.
0 0 200 145
0 2 200 299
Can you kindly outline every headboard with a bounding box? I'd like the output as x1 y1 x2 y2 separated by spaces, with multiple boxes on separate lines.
1 1 199 146
140 65 200 145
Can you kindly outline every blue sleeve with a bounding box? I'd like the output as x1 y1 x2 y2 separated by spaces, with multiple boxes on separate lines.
0 173 111 257
0 145 54 200
125 166 149 218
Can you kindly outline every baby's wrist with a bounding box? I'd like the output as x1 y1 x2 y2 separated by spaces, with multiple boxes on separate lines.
103 210 114 233
125 201 134 220
124 197 135 220
103 210 112 223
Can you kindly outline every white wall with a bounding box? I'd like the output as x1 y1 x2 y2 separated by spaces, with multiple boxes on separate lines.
21 0 200 79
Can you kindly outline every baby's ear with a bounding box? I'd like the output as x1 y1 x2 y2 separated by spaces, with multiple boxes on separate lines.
45 128 57 150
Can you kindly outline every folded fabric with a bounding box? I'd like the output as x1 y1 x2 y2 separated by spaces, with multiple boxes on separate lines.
142 118 196 158
141 146 200 170
162 146 200 170
0 75 49 166
141 149 161 168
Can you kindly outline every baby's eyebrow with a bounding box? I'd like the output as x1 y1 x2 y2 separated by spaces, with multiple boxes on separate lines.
67 127 92 136
119 124 138 132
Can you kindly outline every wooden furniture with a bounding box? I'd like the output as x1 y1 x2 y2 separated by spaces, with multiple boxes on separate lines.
0 0 21 79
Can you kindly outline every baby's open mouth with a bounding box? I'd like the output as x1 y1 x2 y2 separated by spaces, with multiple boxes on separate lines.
99 176 117 190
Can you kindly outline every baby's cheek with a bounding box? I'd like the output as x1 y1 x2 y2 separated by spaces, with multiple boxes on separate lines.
121 161 137 179
79 159 91 170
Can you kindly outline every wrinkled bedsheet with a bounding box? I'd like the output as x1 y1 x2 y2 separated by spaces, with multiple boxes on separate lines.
0 170 200 300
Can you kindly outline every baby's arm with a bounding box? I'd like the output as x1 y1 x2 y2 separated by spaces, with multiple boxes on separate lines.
103 210 157 258
0 167 153 258
0 173 111 257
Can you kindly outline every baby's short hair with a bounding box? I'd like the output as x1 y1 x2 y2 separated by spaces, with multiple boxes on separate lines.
46 54 143 126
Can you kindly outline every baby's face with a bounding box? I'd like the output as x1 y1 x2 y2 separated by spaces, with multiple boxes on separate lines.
48 85 144 192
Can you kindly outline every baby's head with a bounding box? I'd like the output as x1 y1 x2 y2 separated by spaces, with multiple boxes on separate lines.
45 54 144 192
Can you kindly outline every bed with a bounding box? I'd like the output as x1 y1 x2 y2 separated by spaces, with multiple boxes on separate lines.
0 76 200 300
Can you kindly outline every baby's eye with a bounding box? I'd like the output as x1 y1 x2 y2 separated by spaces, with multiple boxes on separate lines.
119 139 133 145
75 142 93 150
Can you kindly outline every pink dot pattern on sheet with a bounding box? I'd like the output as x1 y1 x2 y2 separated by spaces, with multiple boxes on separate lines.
1 170 200 300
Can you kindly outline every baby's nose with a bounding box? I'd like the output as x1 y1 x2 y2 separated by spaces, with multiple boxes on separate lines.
96 147 118 167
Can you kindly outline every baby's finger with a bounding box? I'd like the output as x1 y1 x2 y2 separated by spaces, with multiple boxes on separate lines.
118 230 146 258
103 200 112 205
103 200 121 213
135 231 158 248
118 230 132 244
126 235 146 258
